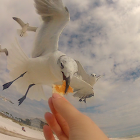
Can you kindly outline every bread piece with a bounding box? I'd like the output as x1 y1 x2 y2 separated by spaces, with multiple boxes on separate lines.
53 81 73 96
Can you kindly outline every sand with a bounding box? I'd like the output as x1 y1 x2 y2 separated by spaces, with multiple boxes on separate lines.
0 133 23 140
0 115 44 139
110 137 140 140
0 114 60 140
0 114 140 140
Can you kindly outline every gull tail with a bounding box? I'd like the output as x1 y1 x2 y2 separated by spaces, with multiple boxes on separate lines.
7 38 46 101
17 29 27 37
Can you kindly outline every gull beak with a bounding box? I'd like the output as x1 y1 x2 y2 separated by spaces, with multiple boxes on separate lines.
97 75 101 80
62 72 70 93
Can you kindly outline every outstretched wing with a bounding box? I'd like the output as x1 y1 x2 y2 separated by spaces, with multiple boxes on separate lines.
5 98 14 104
0 45 8 56
32 0 70 58
13 17 25 27
75 60 91 84
3 48 8 56
27 26 38 32
71 76 94 99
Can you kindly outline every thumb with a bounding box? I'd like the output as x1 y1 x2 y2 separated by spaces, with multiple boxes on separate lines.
52 93 83 126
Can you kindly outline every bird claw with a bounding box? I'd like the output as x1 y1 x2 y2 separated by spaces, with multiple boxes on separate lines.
3 82 13 90
18 96 26 106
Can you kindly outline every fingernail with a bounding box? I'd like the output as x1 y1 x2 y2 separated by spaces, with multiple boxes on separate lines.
52 93 63 99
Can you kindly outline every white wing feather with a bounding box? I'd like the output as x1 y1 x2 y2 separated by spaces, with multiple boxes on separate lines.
75 60 91 84
7 39 47 101
32 0 70 58
71 76 94 98
27 26 38 32
13 17 25 27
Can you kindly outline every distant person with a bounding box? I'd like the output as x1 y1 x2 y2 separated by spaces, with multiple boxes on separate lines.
43 93 109 140
22 127 25 132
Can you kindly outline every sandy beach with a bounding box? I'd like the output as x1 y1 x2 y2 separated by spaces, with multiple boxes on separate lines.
0 115 46 140
110 137 140 140
0 114 61 140
0 114 140 140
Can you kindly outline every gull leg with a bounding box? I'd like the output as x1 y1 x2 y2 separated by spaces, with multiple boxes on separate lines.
3 72 27 90
83 98 86 103
18 84 35 106
20 33 23 37
20 31 24 37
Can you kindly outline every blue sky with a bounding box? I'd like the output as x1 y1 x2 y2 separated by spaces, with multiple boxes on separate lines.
0 0 140 138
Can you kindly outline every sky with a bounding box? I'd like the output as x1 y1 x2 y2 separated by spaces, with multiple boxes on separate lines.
0 0 140 138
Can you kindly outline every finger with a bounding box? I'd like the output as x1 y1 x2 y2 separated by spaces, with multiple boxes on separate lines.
45 112 68 139
43 125 55 140
48 97 69 137
52 93 83 127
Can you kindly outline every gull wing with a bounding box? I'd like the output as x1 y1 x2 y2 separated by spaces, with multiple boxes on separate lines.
53 76 94 99
7 99 14 104
32 0 70 58
0 45 8 56
75 60 101 86
27 26 38 32
3 97 14 104
3 48 8 56
13 17 25 27
75 60 91 84
71 76 94 98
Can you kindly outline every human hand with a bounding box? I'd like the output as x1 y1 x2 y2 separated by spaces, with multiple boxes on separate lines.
43 93 109 140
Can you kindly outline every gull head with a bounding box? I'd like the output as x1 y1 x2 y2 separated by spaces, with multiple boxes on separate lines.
91 73 101 80
91 73 96 77
58 55 78 93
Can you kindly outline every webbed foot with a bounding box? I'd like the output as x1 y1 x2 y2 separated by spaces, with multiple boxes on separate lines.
3 81 13 90
18 96 26 106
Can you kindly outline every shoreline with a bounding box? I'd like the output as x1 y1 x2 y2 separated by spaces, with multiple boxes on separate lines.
0 127 44 140
110 137 140 140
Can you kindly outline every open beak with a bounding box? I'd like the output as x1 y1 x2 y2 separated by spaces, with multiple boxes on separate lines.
62 72 70 93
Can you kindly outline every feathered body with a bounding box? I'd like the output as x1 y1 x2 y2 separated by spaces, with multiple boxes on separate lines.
13 17 37 37
4 0 100 104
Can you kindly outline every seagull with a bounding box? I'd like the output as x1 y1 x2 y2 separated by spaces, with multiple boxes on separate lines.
3 0 100 105
0 45 8 56
13 17 38 37
73 60 101 103
0 96 14 104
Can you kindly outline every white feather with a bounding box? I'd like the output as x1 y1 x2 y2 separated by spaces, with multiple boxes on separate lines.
5 0 97 103
7 39 46 101
17 29 28 37
32 0 70 58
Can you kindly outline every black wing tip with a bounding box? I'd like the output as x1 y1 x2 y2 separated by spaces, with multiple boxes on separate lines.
13 17 17 20
5 50 8 56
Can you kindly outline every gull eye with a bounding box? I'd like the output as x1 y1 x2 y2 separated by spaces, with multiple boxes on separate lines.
61 63 64 69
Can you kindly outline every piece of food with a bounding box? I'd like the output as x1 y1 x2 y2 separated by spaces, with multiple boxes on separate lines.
53 80 73 96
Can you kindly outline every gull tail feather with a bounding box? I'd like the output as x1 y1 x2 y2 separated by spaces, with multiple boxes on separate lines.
17 29 28 37
7 38 46 101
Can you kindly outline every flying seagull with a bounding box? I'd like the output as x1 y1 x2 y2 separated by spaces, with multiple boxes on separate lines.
13 17 38 37
0 96 14 104
3 0 100 105
74 60 101 103
0 45 8 56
